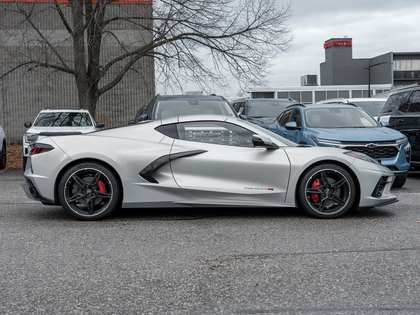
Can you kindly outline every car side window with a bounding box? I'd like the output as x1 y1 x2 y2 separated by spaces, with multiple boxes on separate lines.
176 121 254 147
292 109 302 127
382 91 410 114
407 91 420 114
277 109 292 127
236 102 245 114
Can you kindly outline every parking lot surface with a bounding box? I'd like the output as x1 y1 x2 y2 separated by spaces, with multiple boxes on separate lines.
1 169 420 314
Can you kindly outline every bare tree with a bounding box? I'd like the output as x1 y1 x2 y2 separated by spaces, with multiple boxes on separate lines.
0 0 292 116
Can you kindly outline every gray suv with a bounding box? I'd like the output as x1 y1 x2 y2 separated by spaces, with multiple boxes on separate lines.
378 84 420 169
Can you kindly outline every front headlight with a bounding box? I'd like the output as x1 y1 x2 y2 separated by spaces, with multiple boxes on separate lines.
25 133 38 143
404 142 411 162
344 151 380 165
311 137 343 148
395 136 408 145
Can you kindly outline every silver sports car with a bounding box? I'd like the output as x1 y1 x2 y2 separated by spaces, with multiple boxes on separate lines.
22 115 398 220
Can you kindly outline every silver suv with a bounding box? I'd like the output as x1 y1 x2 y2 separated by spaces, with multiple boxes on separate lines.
23 109 104 168
0 123 6 170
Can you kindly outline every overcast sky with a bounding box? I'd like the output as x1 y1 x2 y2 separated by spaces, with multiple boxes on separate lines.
165 0 420 96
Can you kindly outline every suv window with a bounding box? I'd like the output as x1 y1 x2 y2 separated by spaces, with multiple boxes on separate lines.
277 109 292 127
407 90 420 113
34 112 93 127
382 91 410 114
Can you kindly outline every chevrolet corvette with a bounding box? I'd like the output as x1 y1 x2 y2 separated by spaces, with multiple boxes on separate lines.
22 115 398 220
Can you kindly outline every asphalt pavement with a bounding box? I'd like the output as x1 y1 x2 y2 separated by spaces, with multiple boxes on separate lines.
0 168 419 314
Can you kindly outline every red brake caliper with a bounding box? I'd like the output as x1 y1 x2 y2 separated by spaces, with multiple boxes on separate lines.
311 178 320 203
98 180 107 193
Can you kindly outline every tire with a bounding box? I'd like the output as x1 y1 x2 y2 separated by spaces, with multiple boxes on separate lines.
0 143 6 170
298 163 356 219
392 173 407 188
58 162 120 220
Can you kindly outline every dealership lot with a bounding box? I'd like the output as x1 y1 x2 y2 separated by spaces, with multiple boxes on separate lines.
1 169 419 314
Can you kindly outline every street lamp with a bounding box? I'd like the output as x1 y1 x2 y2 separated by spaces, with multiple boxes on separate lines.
365 62 387 97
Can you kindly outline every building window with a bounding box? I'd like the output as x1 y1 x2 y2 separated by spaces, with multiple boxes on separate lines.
362 90 370 98
352 90 362 98
315 91 326 102
277 92 289 99
301 91 312 103
327 91 337 99
252 92 274 98
394 60 420 71
338 90 350 98
289 92 300 102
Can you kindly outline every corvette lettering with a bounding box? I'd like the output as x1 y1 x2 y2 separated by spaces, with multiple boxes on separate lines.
244 187 274 191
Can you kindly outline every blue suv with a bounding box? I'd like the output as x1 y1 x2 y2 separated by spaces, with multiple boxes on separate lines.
268 103 411 187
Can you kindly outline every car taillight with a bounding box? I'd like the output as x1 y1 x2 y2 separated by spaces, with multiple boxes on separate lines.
29 144 54 155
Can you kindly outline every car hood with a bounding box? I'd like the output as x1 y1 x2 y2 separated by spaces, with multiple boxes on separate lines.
26 126 97 134
247 117 276 128
312 127 406 141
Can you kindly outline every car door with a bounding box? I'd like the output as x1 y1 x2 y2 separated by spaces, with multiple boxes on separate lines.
169 120 291 204
393 90 420 163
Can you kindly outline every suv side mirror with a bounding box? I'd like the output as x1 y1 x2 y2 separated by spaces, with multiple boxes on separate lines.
252 135 279 150
239 114 247 120
380 121 390 127
24 122 32 128
138 114 148 121
285 121 300 130
96 122 105 128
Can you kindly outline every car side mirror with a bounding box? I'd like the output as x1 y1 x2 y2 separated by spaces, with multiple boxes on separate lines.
380 121 390 127
24 122 32 128
138 114 148 121
128 120 135 125
285 121 300 130
239 114 247 120
252 135 279 150
96 122 105 128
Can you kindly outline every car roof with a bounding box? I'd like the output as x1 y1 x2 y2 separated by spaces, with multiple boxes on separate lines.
38 109 91 113
317 98 387 103
157 95 226 101
292 103 364 110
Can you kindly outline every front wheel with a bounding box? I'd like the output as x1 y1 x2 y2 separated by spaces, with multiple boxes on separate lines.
298 164 356 219
58 162 121 220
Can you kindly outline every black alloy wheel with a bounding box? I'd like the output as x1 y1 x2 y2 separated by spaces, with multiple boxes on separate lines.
58 162 120 220
298 164 356 219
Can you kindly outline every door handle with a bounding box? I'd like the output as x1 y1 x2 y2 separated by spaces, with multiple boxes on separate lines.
397 119 404 123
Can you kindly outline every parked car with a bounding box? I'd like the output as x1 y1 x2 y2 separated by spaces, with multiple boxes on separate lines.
267 103 411 187
128 95 239 124
0 123 6 170
377 84 420 170
23 109 104 168
230 98 298 128
22 115 397 220
317 98 387 120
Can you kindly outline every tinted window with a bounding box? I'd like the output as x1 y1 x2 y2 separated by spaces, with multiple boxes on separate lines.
277 110 292 127
407 91 420 113
382 91 410 114
34 112 93 127
154 99 235 119
176 121 254 147
351 100 386 116
305 108 379 128
245 100 293 118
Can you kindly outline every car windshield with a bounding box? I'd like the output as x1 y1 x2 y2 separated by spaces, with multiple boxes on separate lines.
153 99 236 119
34 112 93 127
305 108 379 128
350 100 386 116
246 100 292 118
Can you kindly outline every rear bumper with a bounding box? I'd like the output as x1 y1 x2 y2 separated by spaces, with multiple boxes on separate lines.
22 178 56 205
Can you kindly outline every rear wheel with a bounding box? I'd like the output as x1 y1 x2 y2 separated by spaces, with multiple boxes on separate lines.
58 162 120 220
298 164 356 219
0 143 6 169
